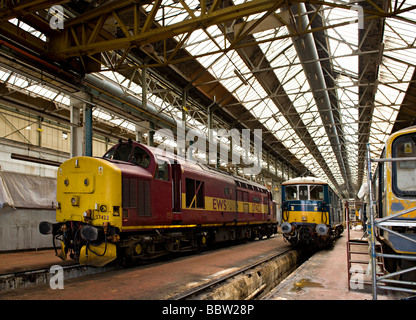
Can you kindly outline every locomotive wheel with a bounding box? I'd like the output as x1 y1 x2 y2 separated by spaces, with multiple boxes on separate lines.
250 228 258 241
196 234 208 252
135 243 143 255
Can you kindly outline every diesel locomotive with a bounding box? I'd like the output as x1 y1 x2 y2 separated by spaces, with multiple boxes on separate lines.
280 176 344 248
371 126 416 273
40 139 277 266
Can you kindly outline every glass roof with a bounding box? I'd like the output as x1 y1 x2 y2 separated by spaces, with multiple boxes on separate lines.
141 0 416 193
3 1 416 195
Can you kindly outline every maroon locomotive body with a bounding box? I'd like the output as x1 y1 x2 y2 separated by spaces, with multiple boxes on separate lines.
40 139 278 266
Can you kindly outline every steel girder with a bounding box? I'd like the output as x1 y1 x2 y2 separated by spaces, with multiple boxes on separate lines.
48 0 286 59
357 0 387 189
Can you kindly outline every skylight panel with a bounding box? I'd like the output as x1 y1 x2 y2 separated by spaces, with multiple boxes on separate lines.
8 18 47 42
321 3 360 186
218 76 239 94
197 52 223 69
0 69 11 82
210 54 236 80
151 1 198 25
93 109 112 121
369 10 416 159
27 85 42 95
55 95 70 106
13 77 28 88
138 0 413 191
0 67 70 106
259 30 341 187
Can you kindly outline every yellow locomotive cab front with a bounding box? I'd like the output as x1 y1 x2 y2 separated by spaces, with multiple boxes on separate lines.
57 156 122 228
41 156 123 266
382 127 416 254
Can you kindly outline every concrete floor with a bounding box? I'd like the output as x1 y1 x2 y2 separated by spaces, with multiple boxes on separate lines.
263 230 411 300
0 235 291 300
0 249 75 274
1 230 412 301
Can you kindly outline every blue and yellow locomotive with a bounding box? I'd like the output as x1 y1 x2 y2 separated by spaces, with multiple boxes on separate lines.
281 177 344 248
371 126 416 274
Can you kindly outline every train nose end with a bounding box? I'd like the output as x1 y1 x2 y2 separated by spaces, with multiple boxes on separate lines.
281 222 293 234
79 242 117 267
39 221 62 235
39 221 53 235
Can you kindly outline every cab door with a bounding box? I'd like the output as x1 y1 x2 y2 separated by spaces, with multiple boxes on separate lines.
152 156 172 223
172 161 182 212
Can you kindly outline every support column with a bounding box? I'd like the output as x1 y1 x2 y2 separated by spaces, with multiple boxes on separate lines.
70 92 93 158
141 68 154 146
37 116 43 147
142 67 147 111
136 127 143 143
135 121 148 143
207 104 220 168
148 121 154 147
274 158 278 177
70 102 83 158
177 89 188 158
84 104 93 157
266 151 270 173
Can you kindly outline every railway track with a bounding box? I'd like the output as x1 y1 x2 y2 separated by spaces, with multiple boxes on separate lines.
0 243 307 298
169 247 301 300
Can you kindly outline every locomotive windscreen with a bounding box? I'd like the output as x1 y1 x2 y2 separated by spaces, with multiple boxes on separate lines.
310 185 324 200
392 133 416 196
285 186 297 200
103 143 132 161
103 143 151 168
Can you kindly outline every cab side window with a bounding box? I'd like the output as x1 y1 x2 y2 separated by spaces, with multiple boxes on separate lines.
132 147 150 168
156 160 169 181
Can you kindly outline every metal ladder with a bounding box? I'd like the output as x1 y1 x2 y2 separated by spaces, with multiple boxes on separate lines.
347 238 386 291
346 201 386 292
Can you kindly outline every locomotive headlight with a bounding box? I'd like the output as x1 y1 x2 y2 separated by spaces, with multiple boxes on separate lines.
316 223 328 236
95 203 107 212
281 222 293 234
71 196 79 206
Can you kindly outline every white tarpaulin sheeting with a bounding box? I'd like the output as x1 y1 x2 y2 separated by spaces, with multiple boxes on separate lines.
357 182 368 200
0 171 56 209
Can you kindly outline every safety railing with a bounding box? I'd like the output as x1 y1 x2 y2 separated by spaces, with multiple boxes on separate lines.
366 144 416 300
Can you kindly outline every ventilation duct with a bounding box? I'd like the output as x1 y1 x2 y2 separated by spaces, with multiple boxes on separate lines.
287 4 351 196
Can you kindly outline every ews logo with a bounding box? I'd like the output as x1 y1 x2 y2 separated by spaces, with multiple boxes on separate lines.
213 198 227 211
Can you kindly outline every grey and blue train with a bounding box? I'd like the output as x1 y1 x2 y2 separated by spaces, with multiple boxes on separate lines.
280 176 344 248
